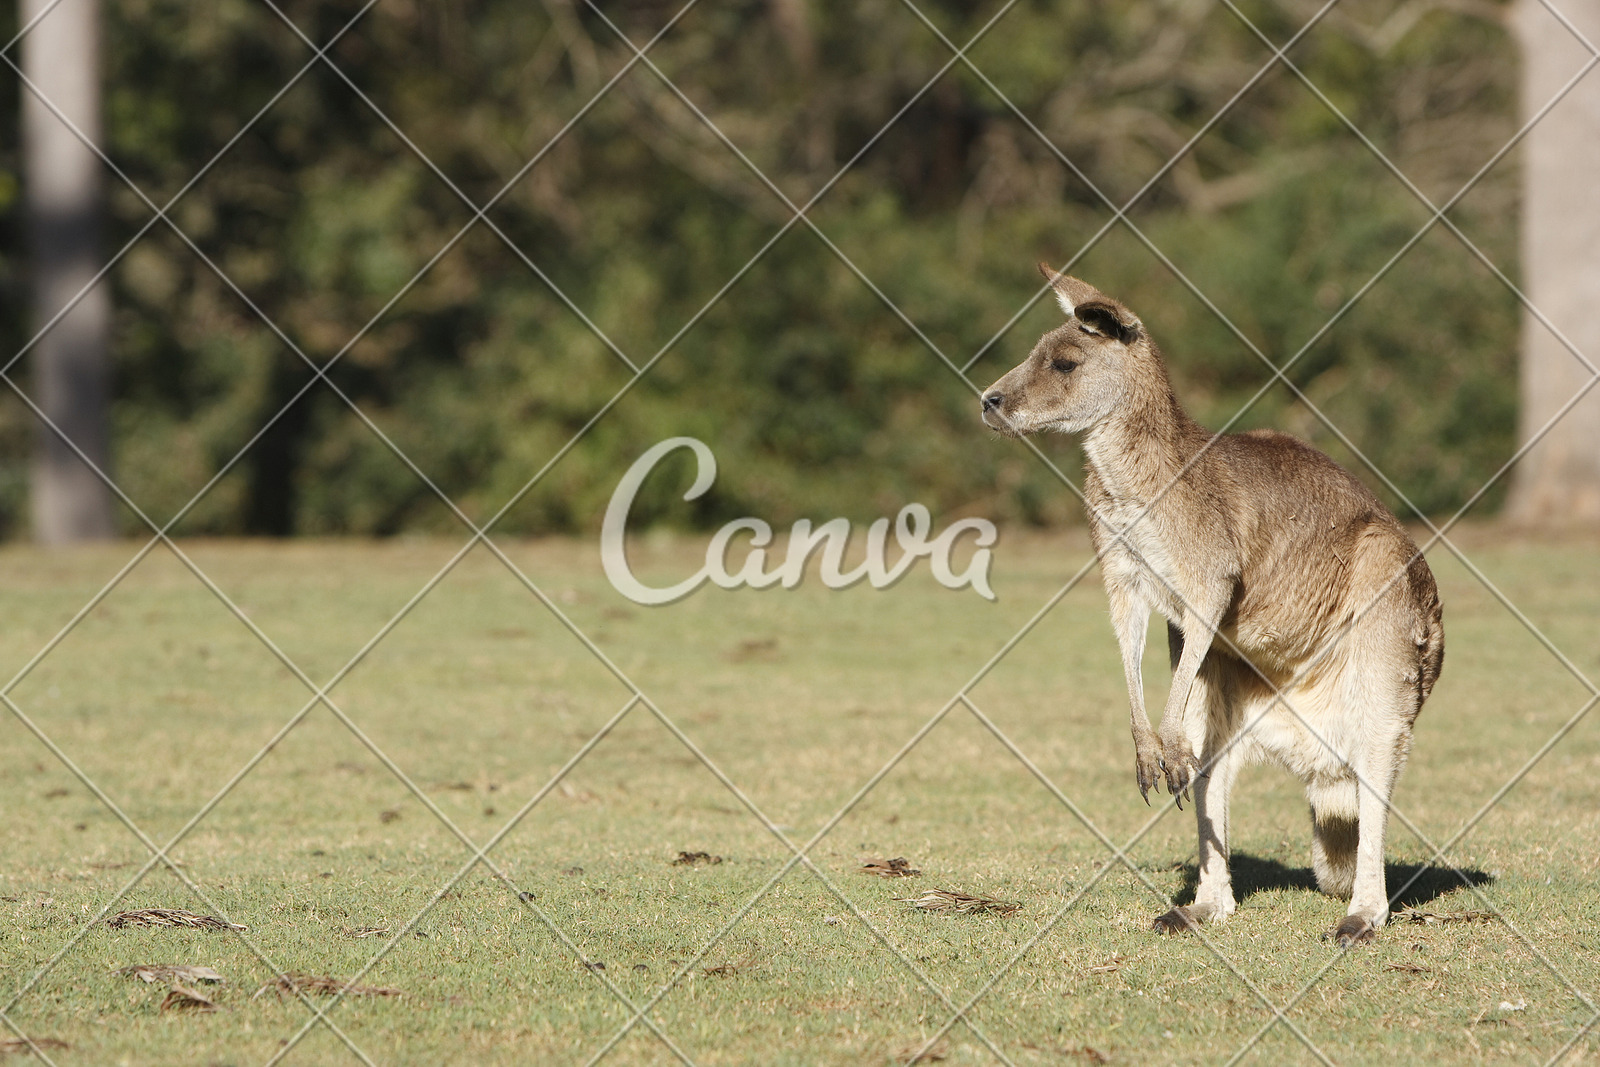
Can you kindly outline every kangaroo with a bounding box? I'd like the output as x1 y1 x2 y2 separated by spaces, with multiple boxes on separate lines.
980 267 1444 945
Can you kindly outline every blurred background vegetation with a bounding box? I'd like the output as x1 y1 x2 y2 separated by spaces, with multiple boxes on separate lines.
0 0 1523 538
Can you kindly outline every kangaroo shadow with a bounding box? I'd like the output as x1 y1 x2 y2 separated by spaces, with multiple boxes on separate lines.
1172 853 1492 911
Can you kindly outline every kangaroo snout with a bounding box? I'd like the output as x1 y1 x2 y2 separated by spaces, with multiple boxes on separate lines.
979 388 1020 435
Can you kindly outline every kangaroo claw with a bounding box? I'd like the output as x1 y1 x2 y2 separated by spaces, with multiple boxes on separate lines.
1134 739 1164 804
1160 743 1200 802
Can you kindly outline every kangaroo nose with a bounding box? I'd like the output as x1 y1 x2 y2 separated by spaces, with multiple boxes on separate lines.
981 392 1004 412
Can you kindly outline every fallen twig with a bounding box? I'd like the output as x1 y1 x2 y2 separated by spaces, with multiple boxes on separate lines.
106 908 246 932
0 1038 71 1054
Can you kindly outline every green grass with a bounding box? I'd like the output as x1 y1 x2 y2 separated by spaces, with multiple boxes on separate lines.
1 529 1597 1066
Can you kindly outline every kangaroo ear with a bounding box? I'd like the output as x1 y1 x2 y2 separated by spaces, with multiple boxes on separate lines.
1037 264 1142 343
1037 261 1077 317
1075 301 1141 345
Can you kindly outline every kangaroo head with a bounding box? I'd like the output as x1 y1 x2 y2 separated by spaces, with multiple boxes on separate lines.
980 266 1146 437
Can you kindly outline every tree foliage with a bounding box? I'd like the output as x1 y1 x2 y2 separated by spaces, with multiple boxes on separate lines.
0 0 1521 537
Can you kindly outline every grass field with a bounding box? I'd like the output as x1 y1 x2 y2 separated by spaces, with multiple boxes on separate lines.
1 528 1597 1066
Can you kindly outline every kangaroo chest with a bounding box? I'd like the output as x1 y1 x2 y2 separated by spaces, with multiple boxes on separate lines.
1092 495 1188 623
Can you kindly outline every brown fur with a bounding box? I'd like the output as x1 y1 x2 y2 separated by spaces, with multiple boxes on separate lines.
981 268 1443 944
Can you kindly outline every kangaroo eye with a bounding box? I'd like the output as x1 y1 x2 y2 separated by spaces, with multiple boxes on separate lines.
1051 358 1079 373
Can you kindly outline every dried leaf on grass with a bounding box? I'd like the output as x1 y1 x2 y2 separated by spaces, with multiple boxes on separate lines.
106 908 246 931
896 889 1021 916
1395 907 1495 925
1020 1044 1111 1064
726 637 779 662
892 1038 948 1063
1385 962 1432 974
160 984 218 1013
861 857 921 878
117 964 225 985
252 973 402 1000
0 1038 71 1054
1087 955 1126 974
672 851 723 867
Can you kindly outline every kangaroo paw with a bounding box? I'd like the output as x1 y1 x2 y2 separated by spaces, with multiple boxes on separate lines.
1152 906 1200 935
1325 914 1377 947
1160 742 1200 807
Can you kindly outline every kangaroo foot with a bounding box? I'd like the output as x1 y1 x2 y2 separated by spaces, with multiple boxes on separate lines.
1152 905 1201 935
1326 914 1377 947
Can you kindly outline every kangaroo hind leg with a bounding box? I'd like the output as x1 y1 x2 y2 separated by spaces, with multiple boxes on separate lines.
1153 655 1243 934
1307 778 1359 900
